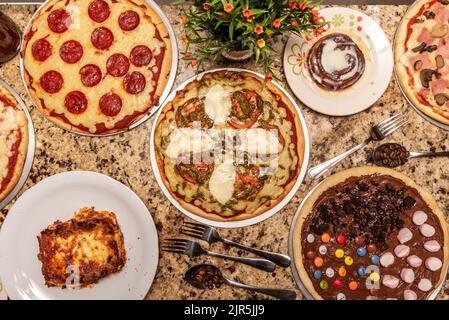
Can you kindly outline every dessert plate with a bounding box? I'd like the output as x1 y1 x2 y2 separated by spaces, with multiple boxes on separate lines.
284 7 393 116
0 171 158 300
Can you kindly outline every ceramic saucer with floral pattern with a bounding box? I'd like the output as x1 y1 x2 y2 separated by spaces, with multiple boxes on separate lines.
283 7 393 116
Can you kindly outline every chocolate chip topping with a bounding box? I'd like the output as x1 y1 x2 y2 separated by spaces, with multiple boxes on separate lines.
301 174 444 300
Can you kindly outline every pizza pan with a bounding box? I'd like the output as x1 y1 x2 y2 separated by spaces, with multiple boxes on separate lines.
149 68 311 229
393 0 449 131
19 0 178 137
288 178 449 300
0 79 35 211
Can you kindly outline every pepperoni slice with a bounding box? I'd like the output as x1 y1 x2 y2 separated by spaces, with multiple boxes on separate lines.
64 91 88 114
123 71 145 94
32 38 52 61
59 40 83 64
47 9 71 33
106 53 129 77
130 45 152 67
118 11 140 31
40 70 63 93
79 64 102 87
91 27 114 50
88 0 110 23
99 92 122 116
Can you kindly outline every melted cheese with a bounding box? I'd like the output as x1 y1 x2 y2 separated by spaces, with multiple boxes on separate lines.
239 128 281 155
165 128 214 158
0 102 20 181
208 161 235 205
204 84 232 125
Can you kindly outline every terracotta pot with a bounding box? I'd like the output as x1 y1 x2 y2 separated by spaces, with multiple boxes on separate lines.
222 49 253 62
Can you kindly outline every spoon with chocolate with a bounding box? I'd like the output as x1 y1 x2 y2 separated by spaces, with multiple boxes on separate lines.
372 143 449 168
185 264 296 300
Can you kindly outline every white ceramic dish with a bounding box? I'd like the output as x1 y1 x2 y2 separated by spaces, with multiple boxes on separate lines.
0 79 35 210
0 171 158 300
284 7 393 116
19 0 178 137
149 68 311 229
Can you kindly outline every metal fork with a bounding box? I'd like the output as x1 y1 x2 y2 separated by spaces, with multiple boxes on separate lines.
162 239 276 272
180 221 291 267
308 112 409 180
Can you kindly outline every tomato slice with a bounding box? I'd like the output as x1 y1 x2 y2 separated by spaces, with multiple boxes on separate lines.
176 156 215 185
234 165 265 201
227 90 263 129
176 98 214 129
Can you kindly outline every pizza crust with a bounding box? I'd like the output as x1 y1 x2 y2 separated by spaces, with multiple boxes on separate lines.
0 84 29 203
394 0 449 125
154 70 306 222
21 0 173 135
291 166 449 300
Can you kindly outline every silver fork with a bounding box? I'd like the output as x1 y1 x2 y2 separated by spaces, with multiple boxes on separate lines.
180 221 291 267
308 112 409 180
162 239 276 272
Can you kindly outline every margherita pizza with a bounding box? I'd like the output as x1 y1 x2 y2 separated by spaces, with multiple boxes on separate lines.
153 70 306 222
395 0 449 125
0 83 29 203
21 0 172 135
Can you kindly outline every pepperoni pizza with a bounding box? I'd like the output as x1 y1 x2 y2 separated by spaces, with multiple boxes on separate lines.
0 83 29 203
22 0 172 135
395 0 449 125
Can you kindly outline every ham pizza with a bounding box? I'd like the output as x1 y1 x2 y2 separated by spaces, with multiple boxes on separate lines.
21 0 172 135
0 83 29 204
153 70 306 222
395 0 449 125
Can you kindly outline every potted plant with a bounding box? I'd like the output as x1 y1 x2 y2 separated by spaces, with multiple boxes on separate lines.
180 0 326 80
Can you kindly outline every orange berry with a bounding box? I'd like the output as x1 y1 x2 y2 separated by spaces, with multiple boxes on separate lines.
203 2 210 10
314 257 324 267
321 233 330 243
224 3 234 13
190 59 198 67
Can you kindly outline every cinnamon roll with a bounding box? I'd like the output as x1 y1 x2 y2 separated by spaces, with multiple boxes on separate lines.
307 33 366 91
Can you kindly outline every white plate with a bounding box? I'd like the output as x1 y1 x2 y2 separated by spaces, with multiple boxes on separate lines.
283 7 393 116
0 171 158 300
0 79 35 210
149 68 310 229
19 0 178 137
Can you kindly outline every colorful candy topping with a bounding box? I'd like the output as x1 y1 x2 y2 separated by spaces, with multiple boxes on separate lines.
333 279 343 289
326 268 335 278
336 293 346 300
407 255 423 268
314 257 324 267
349 281 358 291
338 266 347 277
424 240 441 253
400 268 415 284
337 235 346 245
319 245 327 255
320 280 328 290
357 266 366 277
306 251 316 260
307 234 315 243
344 256 354 266
382 275 399 289
356 247 366 257
355 236 364 246
314 270 322 280
425 257 442 271
370 255 380 265
321 233 330 243
369 272 380 282
367 244 377 253
418 279 432 292
335 249 344 259
420 224 436 237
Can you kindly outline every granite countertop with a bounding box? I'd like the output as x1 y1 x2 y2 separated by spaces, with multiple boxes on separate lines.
0 3 448 300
